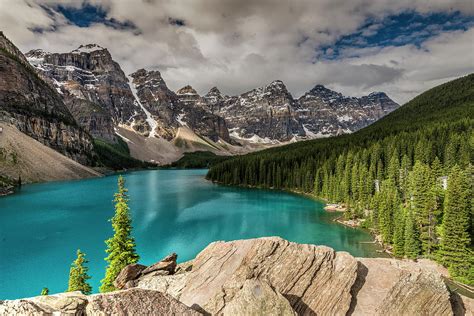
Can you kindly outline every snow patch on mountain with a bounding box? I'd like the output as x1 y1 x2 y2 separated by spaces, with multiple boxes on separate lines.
128 75 157 138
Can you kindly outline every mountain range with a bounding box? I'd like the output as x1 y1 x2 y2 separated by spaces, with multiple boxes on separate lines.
25 40 397 149
0 31 399 186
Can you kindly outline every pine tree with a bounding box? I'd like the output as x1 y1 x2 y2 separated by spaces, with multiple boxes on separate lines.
438 165 472 283
67 249 92 295
392 206 405 257
404 208 421 259
41 288 49 296
100 176 139 293
410 161 437 254
378 180 398 243
387 150 399 186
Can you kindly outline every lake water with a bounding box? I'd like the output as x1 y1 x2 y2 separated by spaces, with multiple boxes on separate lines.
0 169 381 299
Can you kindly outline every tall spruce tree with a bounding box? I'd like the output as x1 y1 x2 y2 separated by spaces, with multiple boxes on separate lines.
100 176 139 293
404 208 421 259
392 206 405 257
67 249 92 295
438 165 472 282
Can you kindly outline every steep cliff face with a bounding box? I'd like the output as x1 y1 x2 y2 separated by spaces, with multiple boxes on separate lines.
130 68 178 139
175 85 231 143
217 80 304 142
0 32 94 165
296 85 399 137
26 44 138 141
203 81 399 142
130 69 231 143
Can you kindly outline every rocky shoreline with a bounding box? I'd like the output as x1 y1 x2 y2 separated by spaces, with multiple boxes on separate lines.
1 237 472 315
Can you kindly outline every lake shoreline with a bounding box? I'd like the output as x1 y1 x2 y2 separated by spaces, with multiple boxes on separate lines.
207 178 388 252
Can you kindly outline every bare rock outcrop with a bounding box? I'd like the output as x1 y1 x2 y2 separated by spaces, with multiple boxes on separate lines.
0 289 201 315
214 279 297 316
0 291 88 315
113 263 147 290
0 237 466 316
131 237 458 315
85 288 201 315
351 258 453 316
177 237 357 315
141 252 178 276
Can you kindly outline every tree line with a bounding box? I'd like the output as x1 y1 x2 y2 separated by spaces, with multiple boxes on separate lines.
207 74 474 285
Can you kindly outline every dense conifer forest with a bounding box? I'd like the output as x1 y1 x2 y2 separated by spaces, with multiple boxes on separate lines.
207 74 474 285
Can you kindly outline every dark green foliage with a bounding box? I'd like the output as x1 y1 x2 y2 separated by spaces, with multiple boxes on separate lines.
207 74 474 284
67 249 92 295
404 208 421 259
100 176 139 293
169 151 231 169
93 138 151 170
392 207 405 257
438 166 472 285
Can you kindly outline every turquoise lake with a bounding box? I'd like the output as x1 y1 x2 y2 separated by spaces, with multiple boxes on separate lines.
0 169 382 299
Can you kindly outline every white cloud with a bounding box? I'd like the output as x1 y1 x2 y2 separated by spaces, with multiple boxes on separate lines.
0 0 473 103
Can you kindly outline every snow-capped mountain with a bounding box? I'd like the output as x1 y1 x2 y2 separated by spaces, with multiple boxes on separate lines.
25 45 138 142
24 42 399 164
296 85 399 137
182 80 399 142
214 80 304 142
130 69 230 143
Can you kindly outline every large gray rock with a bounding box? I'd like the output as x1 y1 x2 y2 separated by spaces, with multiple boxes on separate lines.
113 263 147 290
164 237 358 315
216 279 297 316
141 252 178 276
0 289 201 315
85 288 201 315
351 258 453 316
0 291 88 315
0 237 460 316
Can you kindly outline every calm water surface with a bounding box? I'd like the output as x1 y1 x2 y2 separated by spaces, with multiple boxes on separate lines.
0 169 381 299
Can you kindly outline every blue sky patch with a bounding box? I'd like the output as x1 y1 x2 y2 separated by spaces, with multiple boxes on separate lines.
56 3 136 30
321 11 474 59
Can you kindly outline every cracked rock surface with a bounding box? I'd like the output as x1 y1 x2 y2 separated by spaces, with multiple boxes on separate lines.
2 237 471 316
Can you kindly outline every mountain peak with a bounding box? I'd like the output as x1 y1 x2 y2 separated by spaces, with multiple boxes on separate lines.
207 86 221 95
310 84 331 93
72 44 106 54
367 91 388 98
177 85 198 95
25 49 48 63
268 80 286 88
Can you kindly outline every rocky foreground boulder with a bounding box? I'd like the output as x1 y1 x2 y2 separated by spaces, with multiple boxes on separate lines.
1 237 472 315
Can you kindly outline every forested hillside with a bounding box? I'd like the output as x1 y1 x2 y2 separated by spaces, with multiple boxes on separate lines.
207 74 474 284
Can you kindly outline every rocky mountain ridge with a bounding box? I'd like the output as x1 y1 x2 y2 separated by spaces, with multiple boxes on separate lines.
25 44 138 143
1 237 471 315
25 42 398 152
0 32 94 166
17 38 399 167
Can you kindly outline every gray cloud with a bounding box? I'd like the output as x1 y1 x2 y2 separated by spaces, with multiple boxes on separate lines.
0 0 473 104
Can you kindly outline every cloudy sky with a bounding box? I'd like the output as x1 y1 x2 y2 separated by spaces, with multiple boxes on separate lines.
1 0 473 103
